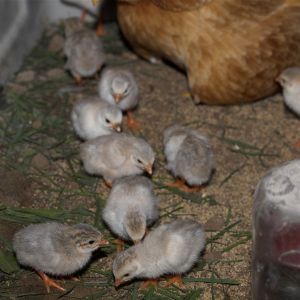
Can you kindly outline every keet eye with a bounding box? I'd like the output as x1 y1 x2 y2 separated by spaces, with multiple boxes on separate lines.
123 273 130 278
88 240 95 245
137 159 142 164
105 118 110 123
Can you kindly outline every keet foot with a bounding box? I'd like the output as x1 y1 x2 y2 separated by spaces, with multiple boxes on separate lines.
166 179 202 193
139 279 158 290
293 139 300 149
96 22 105 36
164 275 184 288
127 111 140 132
37 271 66 293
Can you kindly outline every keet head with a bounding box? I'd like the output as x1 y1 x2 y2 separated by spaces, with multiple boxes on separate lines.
131 139 155 175
111 71 136 104
111 75 131 104
99 105 122 133
276 67 300 91
71 224 108 254
113 248 141 287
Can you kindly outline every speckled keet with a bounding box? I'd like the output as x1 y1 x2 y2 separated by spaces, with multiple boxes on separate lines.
13 222 108 292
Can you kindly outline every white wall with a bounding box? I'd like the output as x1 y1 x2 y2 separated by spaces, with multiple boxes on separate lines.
41 0 96 23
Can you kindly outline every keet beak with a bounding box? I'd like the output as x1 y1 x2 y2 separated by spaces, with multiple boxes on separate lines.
144 164 153 175
111 123 122 132
113 93 123 104
91 0 99 6
115 278 124 287
98 238 109 246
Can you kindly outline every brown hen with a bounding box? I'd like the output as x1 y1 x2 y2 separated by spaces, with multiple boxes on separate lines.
117 0 300 104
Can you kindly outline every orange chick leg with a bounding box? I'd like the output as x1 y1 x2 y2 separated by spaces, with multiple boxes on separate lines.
293 139 300 149
127 111 140 131
164 275 184 288
166 178 202 193
114 238 125 252
37 271 66 293
80 9 87 23
139 279 158 290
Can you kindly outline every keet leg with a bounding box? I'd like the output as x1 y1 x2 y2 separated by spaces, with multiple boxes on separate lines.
164 275 184 288
139 279 158 290
127 111 140 131
293 139 300 149
37 271 66 293
114 238 125 252
96 16 105 36
75 75 82 86
166 178 202 193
